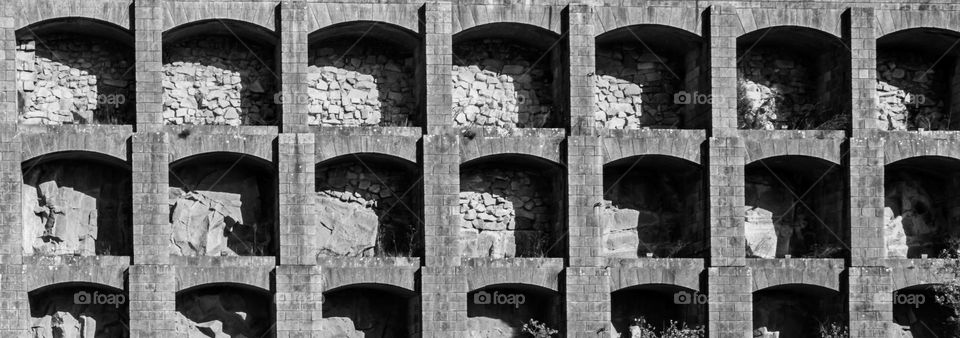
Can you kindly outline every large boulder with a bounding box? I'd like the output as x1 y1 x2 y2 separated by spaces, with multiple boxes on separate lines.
316 195 380 256
175 290 272 338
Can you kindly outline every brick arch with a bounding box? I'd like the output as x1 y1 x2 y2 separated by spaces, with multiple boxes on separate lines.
309 20 419 51
453 22 561 50
468 281 559 294
15 5 131 31
460 134 564 165
316 152 417 171
162 18 278 46
176 268 273 294
454 13 561 36
316 135 419 165
884 139 960 165
168 134 275 164
876 11 960 37
610 268 702 293
25 267 127 293
162 3 276 33
746 153 840 168
307 7 422 37
323 281 417 295
22 147 129 167
752 278 840 293
890 264 958 291
595 19 702 39
603 139 702 166
735 10 843 38
466 267 562 292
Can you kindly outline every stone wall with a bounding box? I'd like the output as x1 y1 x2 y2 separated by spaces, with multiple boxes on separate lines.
738 47 848 130
22 160 131 256
600 165 704 258
459 166 558 258
169 161 274 256
16 35 135 125
307 42 418 126
452 39 555 128
594 44 684 129
315 161 420 257
876 52 948 130
466 287 560 337
162 36 277 126
175 287 273 337
321 288 416 337
30 287 128 337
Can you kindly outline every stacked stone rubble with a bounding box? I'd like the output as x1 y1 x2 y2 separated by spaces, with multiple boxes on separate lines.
594 44 683 129
162 36 277 126
452 39 554 128
458 167 554 258
16 35 135 125
315 162 420 257
876 52 947 130
307 44 417 126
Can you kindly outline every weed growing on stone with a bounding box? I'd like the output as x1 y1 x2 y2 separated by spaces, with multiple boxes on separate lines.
521 319 558 338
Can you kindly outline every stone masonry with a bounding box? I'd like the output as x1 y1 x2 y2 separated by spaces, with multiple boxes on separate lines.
5 1 960 338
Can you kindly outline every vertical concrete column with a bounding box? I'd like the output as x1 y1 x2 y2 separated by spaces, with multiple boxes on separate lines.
849 267 893 337
280 0 309 133
276 265 323 337
0 265 27 335
567 3 595 135
567 136 603 267
847 8 879 135
708 5 739 137
709 137 745 266
0 126 20 265
0 14 15 125
708 266 751 338
424 1 452 133
129 265 177 338
849 138 885 266
565 267 611 337
423 133 460 266
132 132 170 264
134 0 163 131
278 133 317 265
421 266 466 337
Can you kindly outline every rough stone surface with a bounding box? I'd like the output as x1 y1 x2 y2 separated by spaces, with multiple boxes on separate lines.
169 165 273 256
322 288 413 337
175 287 272 338
22 161 131 256
30 288 128 338
307 44 417 126
163 36 277 126
452 39 554 128
315 162 420 257
594 44 683 129
738 48 848 130
459 167 555 258
16 35 135 125
876 52 947 131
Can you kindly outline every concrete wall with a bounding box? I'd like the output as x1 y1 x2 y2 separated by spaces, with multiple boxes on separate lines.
3 0 960 337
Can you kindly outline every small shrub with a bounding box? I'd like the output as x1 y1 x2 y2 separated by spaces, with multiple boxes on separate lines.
818 321 848 338
629 317 704 338
522 318 558 338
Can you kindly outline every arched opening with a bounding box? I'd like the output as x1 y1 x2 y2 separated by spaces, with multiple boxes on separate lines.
321 284 419 337
175 283 274 337
452 23 563 128
16 18 135 125
467 284 562 337
314 154 423 257
877 28 960 131
22 152 131 256
29 283 128 337
594 25 706 129
893 285 960 337
459 155 565 258
307 22 421 127
753 284 846 337
169 153 276 256
601 155 705 258
885 156 960 258
610 284 705 337
737 26 850 130
744 156 846 258
162 20 279 126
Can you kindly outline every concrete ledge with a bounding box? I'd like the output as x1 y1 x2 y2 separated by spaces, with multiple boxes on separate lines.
883 135 960 164
887 258 960 290
161 1 277 32
594 6 703 36
316 256 421 267
322 265 419 293
747 258 845 292
168 132 276 163
602 129 706 165
306 2 422 34
13 0 131 30
608 258 705 292
169 255 276 267
163 125 279 136
315 130 421 164
176 265 273 293
23 255 131 267
463 257 564 291
460 128 565 164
